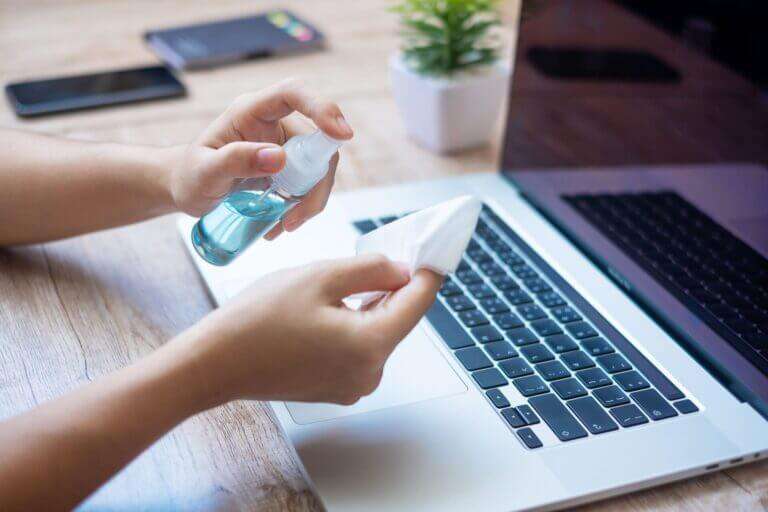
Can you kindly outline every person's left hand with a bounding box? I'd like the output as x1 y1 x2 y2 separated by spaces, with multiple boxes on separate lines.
168 78 353 239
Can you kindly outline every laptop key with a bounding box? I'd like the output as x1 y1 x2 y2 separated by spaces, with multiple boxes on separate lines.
596 353 632 374
543 334 578 354
467 283 496 299
529 393 588 442
524 278 551 293
479 261 505 276
530 319 563 337
486 389 510 409
581 337 614 356
484 341 518 360
538 291 565 308
512 264 538 279
517 304 547 321
613 370 650 392
457 269 483 285
520 343 555 363
593 385 630 407
499 358 534 379
536 360 570 381
673 399 699 414
517 404 541 425
379 215 397 225
493 312 524 330
467 247 492 263
471 325 504 344
445 294 475 312
353 219 378 233
455 347 493 371
487 239 513 254
517 427 543 449
501 407 526 428
490 274 518 290
576 368 612 389
561 350 595 370
458 310 489 328
551 306 582 324
499 252 524 267
506 327 539 346
477 223 499 242
630 389 678 421
439 278 462 297
568 396 619 434
426 301 474 349
480 297 510 315
504 289 533 305
513 375 549 397
472 368 508 389
566 322 599 339
551 378 588 400
610 404 649 428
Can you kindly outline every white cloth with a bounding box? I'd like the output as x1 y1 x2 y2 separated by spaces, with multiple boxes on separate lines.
350 195 482 305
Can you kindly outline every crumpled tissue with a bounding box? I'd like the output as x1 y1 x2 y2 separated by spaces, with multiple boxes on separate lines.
350 195 482 305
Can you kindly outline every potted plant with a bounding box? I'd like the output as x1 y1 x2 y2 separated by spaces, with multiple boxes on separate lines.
390 0 509 154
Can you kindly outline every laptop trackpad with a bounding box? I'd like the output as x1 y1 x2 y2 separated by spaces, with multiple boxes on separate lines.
285 326 467 425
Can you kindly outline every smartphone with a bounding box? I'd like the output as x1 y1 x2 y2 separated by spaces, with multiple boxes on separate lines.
527 46 681 83
145 11 325 70
5 65 186 118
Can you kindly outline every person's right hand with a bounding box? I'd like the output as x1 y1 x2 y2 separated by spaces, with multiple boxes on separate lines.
167 79 352 236
174 254 442 406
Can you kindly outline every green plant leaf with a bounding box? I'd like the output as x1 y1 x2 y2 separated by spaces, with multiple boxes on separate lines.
392 0 501 75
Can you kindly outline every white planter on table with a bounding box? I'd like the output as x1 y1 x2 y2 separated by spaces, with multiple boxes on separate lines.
389 53 511 154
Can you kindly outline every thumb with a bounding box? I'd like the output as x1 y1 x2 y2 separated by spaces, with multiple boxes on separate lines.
320 254 412 302
204 141 286 185
364 269 443 349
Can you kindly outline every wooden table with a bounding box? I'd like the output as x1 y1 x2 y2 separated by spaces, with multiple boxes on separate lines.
0 1 765 510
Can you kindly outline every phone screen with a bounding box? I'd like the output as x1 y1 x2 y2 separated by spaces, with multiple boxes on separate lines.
6 65 186 117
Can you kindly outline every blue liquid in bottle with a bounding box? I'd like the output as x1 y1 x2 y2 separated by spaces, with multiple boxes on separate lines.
191 130 343 266
191 188 296 266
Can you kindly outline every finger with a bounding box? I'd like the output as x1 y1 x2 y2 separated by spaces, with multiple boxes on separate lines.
320 254 411 302
264 222 284 241
229 79 353 141
282 153 338 231
364 269 443 349
281 114 315 140
204 142 286 185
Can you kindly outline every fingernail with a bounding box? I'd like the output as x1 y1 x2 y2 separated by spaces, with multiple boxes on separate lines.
335 115 353 138
394 262 411 281
257 147 284 171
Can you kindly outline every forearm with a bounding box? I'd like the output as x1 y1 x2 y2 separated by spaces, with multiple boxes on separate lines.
0 330 214 511
0 129 180 245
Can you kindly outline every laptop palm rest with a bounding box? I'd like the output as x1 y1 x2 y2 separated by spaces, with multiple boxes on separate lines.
285 325 467 425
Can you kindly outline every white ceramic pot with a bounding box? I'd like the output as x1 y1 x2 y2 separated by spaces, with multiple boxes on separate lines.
389 53 511 154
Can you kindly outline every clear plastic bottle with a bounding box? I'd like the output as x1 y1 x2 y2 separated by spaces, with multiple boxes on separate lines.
191 130 343 265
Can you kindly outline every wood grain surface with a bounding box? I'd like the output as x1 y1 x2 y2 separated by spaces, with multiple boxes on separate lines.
0 1 765 511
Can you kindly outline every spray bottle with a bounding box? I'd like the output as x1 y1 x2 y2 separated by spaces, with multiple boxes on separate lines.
191 130 342 265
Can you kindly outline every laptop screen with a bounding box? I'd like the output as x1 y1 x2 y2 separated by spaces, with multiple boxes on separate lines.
500 0 768 172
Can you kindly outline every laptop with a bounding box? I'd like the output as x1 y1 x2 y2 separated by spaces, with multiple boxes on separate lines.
178 0 768 510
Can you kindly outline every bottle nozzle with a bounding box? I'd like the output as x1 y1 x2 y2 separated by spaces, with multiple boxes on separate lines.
270 130 344 197
300 130 343 164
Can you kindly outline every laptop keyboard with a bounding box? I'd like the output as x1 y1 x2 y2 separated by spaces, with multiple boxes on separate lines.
564 191 768 375
353 205 698 450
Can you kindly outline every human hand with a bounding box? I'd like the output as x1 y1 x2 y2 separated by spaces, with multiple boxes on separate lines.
175 254 442 406
168 79 353 238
